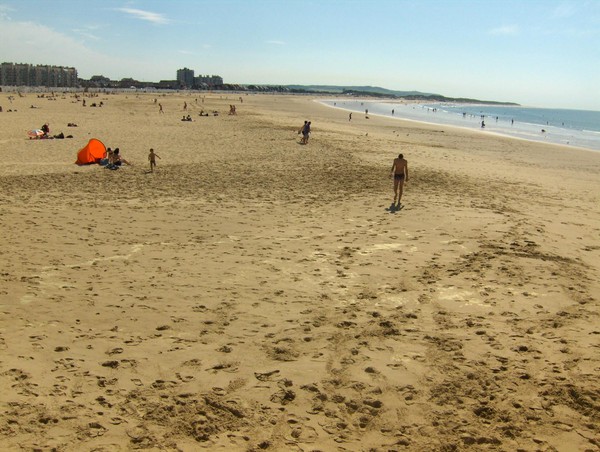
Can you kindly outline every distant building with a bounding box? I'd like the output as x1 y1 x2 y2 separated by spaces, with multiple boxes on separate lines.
158 80 179 89
0 62 225 90
194 74 223 88
87 75 112 88
176 67 195 88
176 67 223 89
0 62 78 87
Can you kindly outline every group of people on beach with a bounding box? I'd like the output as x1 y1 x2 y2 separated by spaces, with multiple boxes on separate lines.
295 117 409 209
28 94 409 206
295 116 409 209
100 147 161 173
101 147 131 170
27 122 71 140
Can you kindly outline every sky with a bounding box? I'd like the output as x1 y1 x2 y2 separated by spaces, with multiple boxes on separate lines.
0 0 598 110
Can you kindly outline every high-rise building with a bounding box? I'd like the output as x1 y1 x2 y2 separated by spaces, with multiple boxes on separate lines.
0 62 78 87
176 67 195 88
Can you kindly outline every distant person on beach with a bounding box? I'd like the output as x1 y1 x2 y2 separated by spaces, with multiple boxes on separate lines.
148 148 161 172
390 153 408 208
305 121 312 144
159 103 164 114
298 120 308 143
481 120 485 128
349 112 352 121
299 121 311 144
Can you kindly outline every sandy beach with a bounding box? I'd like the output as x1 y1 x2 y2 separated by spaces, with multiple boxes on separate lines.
1 92 599 451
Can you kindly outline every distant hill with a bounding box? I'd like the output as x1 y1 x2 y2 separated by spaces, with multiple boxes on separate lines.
284 84 519 106
285 85 433 97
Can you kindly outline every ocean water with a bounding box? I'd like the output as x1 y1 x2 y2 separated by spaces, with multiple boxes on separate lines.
320 99 600 151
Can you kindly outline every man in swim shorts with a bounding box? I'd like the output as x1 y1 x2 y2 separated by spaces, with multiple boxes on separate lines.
390 153 408 208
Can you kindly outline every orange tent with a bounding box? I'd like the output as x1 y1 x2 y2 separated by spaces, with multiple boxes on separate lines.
75 138 106 165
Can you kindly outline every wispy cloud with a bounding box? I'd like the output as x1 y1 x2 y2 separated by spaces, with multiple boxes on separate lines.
0 17 142 78
74 30 101 41
117 7 170 24
178 50 196 55
489 25 519 36
0 4 14 19
72 25 103 41
266 40 286 45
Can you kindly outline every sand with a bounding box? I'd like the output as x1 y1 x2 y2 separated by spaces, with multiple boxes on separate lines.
0 91 599 451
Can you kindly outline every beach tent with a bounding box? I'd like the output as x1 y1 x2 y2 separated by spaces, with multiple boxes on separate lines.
75 138 106 165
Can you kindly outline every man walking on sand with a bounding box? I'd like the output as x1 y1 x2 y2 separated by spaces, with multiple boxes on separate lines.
390 153 408 209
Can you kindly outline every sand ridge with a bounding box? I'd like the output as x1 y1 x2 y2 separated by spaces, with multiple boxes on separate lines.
0 92 599 451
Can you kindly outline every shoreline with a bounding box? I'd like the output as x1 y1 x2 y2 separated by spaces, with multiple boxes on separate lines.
317 98 600 153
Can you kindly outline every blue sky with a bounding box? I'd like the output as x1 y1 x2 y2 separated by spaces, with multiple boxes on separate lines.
1 0 598 110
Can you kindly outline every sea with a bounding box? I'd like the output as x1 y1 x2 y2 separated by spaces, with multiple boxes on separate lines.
319 99 600 152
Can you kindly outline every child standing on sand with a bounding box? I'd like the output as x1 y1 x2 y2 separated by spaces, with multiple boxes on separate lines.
148 148 161 172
